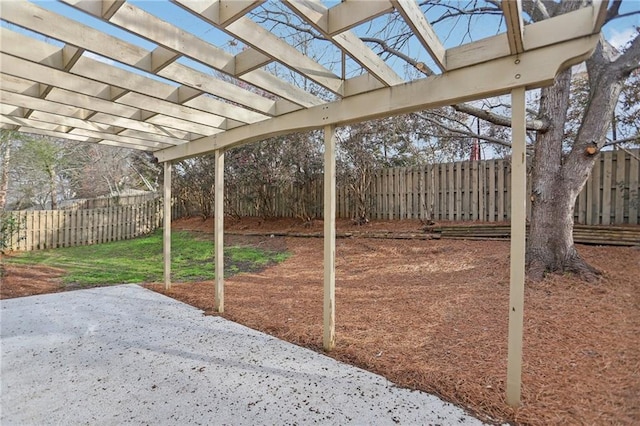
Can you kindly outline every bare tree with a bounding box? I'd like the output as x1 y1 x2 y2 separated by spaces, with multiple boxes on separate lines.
0 130 18 211
359 0 640 280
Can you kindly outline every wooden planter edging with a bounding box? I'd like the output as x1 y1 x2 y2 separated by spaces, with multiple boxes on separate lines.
225 224 640 247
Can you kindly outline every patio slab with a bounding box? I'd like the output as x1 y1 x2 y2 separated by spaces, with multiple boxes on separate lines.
1 284 484 425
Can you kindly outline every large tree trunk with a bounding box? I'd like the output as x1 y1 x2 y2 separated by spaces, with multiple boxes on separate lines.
526 35 637 281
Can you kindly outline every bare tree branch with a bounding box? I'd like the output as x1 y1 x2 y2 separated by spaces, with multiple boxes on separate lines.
360 37 437 76
411 112 516 149
604 0 623 25
612 31 640 77
453 104 550 132
604 134 640 146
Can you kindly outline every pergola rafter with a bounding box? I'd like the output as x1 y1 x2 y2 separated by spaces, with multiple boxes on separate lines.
0 0 610 409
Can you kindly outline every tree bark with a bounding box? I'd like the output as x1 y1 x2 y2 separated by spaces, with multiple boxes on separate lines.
0 137 10 211
526 34 639 281
48 165 58 210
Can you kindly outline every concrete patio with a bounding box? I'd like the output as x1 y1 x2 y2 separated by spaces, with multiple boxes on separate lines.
1 284 483 425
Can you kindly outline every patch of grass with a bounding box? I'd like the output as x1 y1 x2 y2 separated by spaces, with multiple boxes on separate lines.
4 230 289 287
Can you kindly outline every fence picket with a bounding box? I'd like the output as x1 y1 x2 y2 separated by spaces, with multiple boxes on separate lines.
602 152 613 225
615 150 626 224
630 153 639 225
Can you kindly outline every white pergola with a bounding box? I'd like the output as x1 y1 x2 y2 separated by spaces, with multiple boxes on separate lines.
0 0 608 407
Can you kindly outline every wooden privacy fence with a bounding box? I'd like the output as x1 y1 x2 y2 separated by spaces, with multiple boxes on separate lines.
366 149 639 224
224 149 639 225
3 198 163 251
59 192 158 210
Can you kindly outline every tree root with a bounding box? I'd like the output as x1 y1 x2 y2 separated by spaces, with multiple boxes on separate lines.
526 249 602 283
564 254 603 283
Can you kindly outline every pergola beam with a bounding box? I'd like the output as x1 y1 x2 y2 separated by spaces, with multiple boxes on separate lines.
175 0 344 95
392 0 446 71
155 34 599 162
327 0 394 35
63 0 322 109
175 0 265 27
503 0 525 55
1 26 263 126
284 0 404 87
447 4 602 70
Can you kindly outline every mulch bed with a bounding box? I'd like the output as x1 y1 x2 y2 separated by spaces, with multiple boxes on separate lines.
3 217 639 425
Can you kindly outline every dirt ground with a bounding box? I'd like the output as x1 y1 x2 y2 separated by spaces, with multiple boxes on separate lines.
2 217 639 425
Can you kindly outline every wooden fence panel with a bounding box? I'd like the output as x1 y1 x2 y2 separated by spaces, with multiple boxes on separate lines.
5 199 163 252
224 151 640 224
615 150 625 224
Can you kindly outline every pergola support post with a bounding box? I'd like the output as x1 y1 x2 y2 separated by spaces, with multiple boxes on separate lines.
506 86 527 407
323 125 336 351
163 161 172 290
214 149 225 313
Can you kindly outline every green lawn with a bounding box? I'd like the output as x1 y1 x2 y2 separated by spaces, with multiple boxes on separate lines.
4 230 288 286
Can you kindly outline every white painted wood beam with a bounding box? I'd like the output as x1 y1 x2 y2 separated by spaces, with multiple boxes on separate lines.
222 15 342 95
174 0 344 95
0 104 25 117
0 116 59 132
447 5 603 70
155 34 599 162
63 0 320 109
284 0 404 87
66 0 126 19
506 86 526 407
174 0 264 27
217 0 265 27
143 115 224 139
392 0 446 71
323 124 337 351
0 89 87 121
1 85 197 140
1 2 148 67
69 127 172 149
68 58 238 128
231 48 273 76
26 110 185 146
1 113 170 150
97 140 156 151
163 161 172 290
88 112 193 141
327 0 394 35
11 127 98 143
502 0 525 55
1 46 230 133
214 149 225 313
592 0 610 30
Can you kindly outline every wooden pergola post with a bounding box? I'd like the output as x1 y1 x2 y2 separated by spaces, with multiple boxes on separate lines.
163 161 172 291
214 149 225 313
506 86 527 406
323 125 336 351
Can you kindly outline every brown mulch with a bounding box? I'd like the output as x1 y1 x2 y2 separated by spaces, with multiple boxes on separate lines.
0 260 66 299
2 217 639 425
